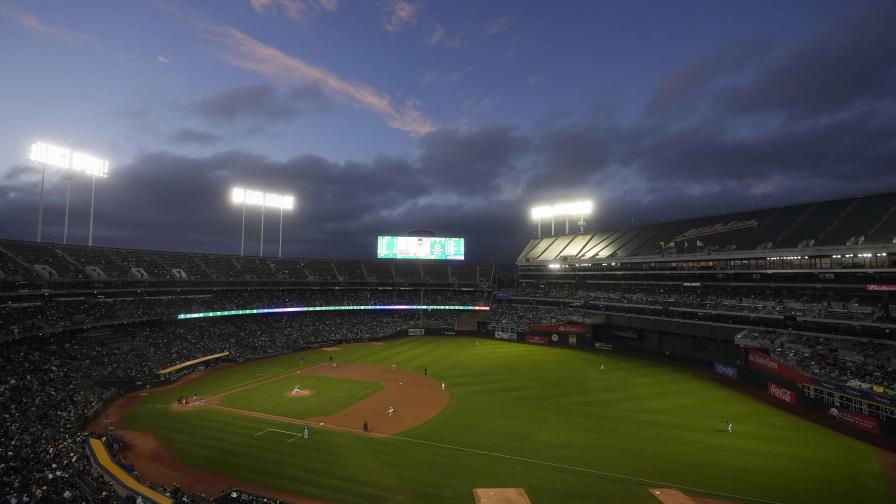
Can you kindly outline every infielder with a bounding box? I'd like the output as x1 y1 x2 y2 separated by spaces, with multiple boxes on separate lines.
387 406 395 416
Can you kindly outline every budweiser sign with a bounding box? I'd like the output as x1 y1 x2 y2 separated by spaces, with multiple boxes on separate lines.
768 382 796 404
747 349 811 384
828 408 880 435
865 284 896 292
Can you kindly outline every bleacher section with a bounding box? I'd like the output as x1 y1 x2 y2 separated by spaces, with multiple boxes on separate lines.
519 192 896 264
0 239 493 286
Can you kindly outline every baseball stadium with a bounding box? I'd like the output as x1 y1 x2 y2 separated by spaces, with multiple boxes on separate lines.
4 2 896 504
2 191 896 504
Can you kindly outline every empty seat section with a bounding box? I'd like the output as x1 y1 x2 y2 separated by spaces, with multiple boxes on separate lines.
819 194 896 246
363 261 393 281
537 235 575 261
334 261 365 281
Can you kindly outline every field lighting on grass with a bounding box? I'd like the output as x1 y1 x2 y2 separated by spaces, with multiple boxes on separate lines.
530 200 593 237
231 187 295 257
28 142 109 245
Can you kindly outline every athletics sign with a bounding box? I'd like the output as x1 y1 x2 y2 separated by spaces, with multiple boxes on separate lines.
529 323 591 335
768 382 796 404
828 408 880 435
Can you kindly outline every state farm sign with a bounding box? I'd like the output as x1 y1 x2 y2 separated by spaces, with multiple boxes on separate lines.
768 382 796 404
747 349 811 383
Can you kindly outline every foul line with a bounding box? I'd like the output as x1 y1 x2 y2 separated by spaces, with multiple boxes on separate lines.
252 427 780 504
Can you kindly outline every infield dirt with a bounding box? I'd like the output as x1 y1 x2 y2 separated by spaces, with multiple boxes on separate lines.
88 358 448 502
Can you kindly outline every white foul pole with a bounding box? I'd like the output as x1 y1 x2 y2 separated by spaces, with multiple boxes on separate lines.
278 207 283 258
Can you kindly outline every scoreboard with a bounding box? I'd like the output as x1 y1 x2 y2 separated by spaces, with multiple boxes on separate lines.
377 236 465 260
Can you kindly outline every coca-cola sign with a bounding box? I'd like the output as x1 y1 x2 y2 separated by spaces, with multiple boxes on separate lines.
768 382 796 404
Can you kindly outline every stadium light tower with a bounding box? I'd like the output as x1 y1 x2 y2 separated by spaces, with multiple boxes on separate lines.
231 187 294 257
530 200 593 237
28 142 109 245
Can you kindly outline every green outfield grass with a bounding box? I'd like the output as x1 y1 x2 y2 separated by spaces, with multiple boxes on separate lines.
121 336 893 504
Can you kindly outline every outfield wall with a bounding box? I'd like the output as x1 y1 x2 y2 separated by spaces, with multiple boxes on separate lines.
591 324 896 441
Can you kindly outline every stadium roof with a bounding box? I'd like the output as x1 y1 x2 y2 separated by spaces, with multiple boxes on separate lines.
519 192 896 264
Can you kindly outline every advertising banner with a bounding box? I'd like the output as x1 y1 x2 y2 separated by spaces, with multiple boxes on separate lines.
768 382 796 404
747 349 811 383
529 323 591 335
494 331 518 341
408 328 425 336
525 335 549 345
828 408 880 435
713 362 738 379
865 284 896 292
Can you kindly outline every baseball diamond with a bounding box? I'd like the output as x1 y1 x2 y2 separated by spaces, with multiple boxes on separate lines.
5 5 896 502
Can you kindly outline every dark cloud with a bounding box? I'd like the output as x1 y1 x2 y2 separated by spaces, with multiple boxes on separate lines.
193 84 329 123
724 2 896 118
417 126 530 194
169 128 219 145
3 3 896 265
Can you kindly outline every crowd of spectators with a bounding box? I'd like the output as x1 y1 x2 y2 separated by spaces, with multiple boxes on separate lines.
513 284 884 323
1 288 488 341
736 329 896 391
0 289 483 503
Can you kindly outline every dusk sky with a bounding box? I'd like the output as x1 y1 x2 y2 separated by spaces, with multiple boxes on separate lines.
1 0 895 263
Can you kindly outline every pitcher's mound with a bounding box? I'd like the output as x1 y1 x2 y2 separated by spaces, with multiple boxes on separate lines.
473 488 532 504
287 389 315 398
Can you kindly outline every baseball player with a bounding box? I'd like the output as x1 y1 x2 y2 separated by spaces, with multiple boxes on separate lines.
303 424 310 439
441 382 446 391
726 420 732 432
391 362 397 371
363 420 369 433
387 406 395 416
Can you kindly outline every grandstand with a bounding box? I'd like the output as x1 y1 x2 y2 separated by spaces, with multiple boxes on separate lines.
0 239 494 286
518 192 896 270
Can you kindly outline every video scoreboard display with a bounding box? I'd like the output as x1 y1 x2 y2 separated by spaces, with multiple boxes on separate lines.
377 236 465 260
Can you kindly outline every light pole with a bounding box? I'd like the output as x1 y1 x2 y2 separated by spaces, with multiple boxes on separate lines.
259 198 265 257
278 207 284 258
63 173 71 244
36 164 46 242
240 198 246 256
231 187 293 258
531 200 593 239
28 142 108 245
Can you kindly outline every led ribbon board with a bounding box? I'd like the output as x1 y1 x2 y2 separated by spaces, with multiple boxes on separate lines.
178 304 490 320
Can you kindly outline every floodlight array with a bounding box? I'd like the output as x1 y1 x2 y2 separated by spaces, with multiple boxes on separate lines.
178 304 491 320
29 142 109 178
231 187 294 210
530 200 593 220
